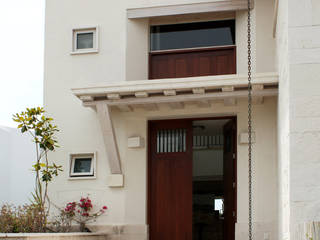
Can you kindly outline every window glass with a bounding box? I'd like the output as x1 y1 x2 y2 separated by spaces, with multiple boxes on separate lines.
157 129 186 153
150 20 235 51
77 33 94 49
73 158 92 173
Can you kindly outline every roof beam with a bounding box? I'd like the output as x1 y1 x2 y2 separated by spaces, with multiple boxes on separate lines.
169 102 185 109
72 72 278 97
117 105 133 112
197 100 211 108
127 1 254 19
140 103 158 111
224 98 237 106
222 85 236 106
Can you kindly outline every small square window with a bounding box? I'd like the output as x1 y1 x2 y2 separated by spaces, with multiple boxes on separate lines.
77 33 94 49
69 153 96 178
71 27 98 54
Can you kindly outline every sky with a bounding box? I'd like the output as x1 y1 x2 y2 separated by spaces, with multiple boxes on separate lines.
0 0 45 127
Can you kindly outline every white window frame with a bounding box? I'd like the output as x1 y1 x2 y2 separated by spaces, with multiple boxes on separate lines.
69 152 96 179
71 26 99 55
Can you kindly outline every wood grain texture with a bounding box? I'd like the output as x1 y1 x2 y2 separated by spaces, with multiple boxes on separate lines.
149 47 236 80
148 120 193 240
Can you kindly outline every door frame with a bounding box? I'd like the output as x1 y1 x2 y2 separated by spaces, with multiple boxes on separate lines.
147 116 238 230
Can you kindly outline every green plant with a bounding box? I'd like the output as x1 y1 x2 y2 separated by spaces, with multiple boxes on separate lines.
0 204 43 233
12 107 62 232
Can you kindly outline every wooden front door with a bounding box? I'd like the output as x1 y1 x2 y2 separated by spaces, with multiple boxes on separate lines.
148 120 193 240
148 118 237 240
223 119 237 240
149 46 236 80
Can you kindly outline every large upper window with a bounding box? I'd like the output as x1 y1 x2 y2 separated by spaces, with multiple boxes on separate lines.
150 20 235 51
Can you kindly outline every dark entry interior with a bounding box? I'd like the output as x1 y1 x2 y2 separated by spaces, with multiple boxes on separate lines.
148 117 236 240
193 119 229 240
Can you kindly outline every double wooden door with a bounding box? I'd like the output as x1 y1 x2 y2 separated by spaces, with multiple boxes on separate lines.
148 119 236 240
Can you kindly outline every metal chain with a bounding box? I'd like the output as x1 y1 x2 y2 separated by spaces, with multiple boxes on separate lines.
247 0 253 240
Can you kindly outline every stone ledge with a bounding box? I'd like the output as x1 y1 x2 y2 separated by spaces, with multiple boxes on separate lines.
0 225 148 240
0 232 107 240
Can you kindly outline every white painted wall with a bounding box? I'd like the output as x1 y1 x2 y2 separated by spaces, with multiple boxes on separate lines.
0 126 35 205
44 0 278 239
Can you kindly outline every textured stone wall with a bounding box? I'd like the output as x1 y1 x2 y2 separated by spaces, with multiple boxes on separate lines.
276 0 290 239
294 222 320 240
288 0 320 233
277 0 320 239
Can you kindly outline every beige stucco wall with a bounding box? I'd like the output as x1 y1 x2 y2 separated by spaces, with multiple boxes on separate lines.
44 0 278 239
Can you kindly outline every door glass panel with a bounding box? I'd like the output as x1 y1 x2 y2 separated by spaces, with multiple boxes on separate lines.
150 20 235 51
157 129 187 153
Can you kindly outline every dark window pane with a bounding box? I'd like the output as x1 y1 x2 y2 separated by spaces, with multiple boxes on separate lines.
150 20 235 51
73 158 92 173
77 33 94 49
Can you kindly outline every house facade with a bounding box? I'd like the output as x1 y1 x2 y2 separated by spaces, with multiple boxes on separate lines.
44 0 320 240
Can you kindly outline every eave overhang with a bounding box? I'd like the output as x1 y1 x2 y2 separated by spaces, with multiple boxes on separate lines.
72 72 278 111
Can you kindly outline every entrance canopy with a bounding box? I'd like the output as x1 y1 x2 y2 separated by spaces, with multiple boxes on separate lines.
72 72 278 111
71 72 278 183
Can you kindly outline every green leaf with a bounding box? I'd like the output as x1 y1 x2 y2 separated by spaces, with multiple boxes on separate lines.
21 126 27 133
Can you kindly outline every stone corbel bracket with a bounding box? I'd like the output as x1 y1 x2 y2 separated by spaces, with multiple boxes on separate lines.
96 102 123 187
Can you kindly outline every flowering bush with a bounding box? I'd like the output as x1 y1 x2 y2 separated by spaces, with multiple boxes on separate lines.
63 197 107 232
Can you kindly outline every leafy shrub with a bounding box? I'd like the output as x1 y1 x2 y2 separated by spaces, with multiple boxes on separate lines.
0 204 43 233
49 209 73 233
